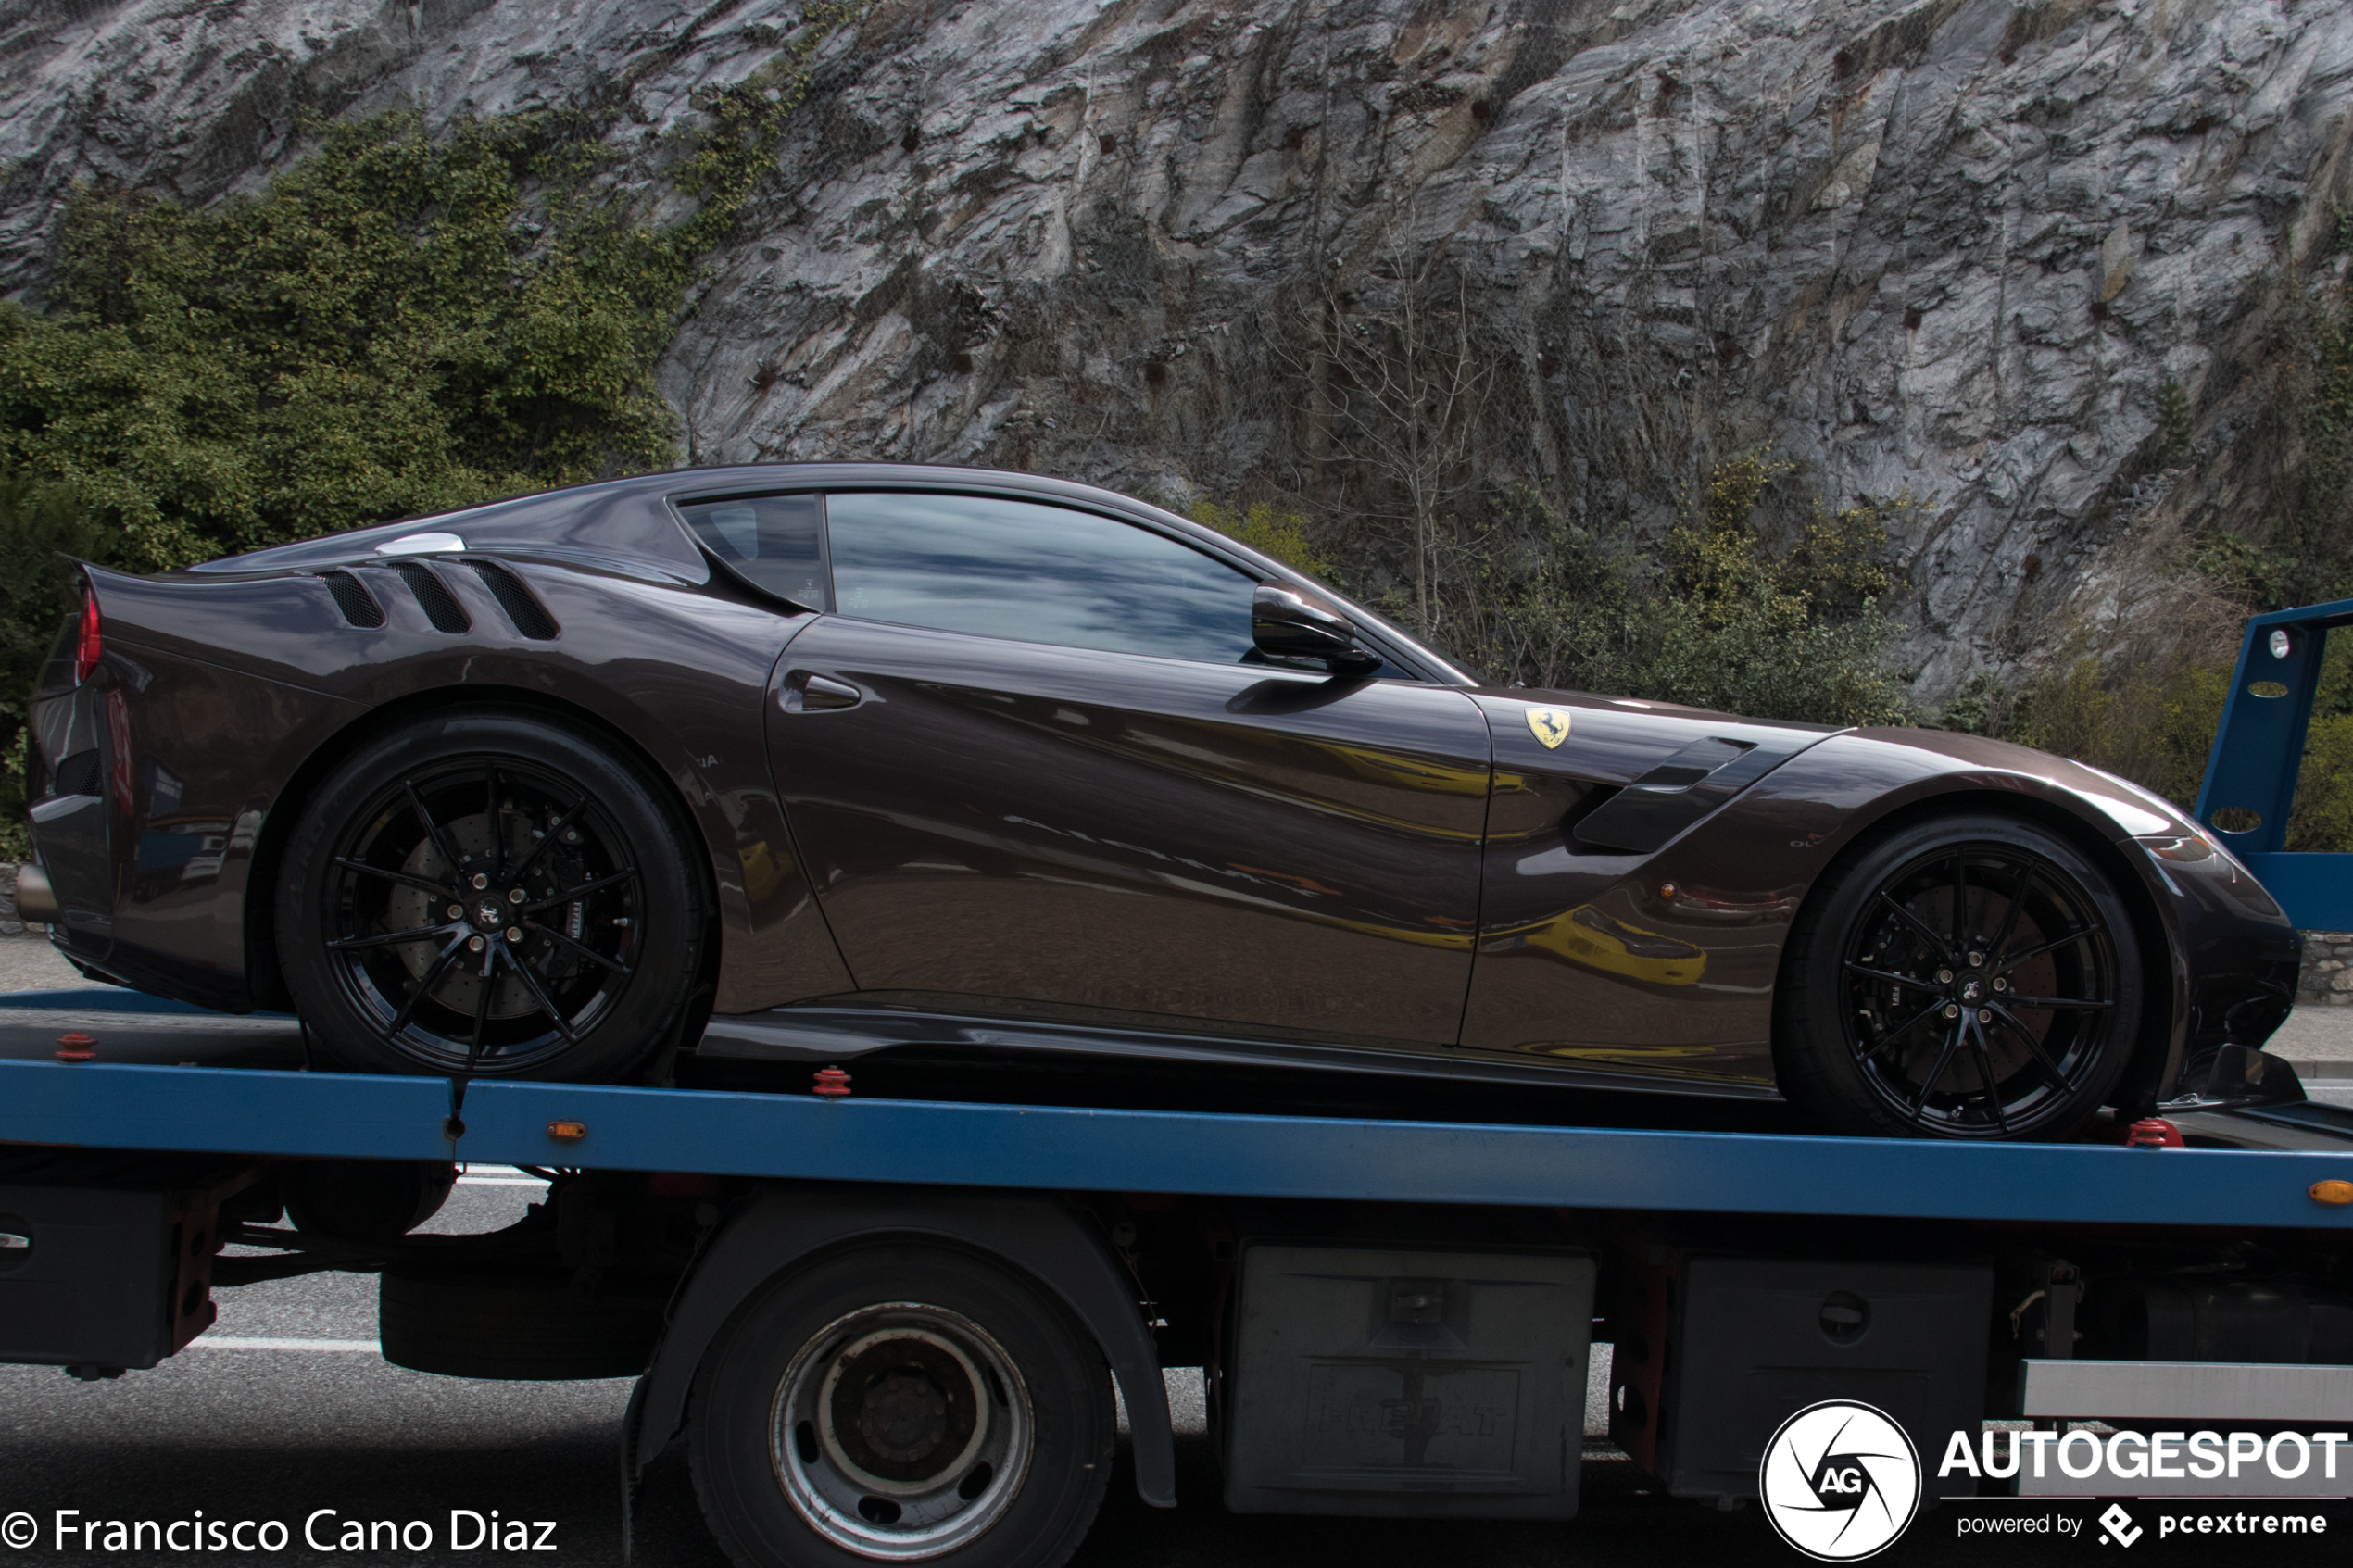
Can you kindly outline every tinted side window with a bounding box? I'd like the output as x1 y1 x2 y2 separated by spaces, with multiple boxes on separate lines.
824 493 1258 664
677 494 829 609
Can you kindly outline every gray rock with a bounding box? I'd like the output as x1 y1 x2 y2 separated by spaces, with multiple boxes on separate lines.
4 0 2350 697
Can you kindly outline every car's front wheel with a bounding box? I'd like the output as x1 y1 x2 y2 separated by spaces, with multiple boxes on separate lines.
277 707 710 1081
1775 812 2144 1140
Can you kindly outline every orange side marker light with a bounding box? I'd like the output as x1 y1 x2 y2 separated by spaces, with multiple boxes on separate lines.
2311 1180 2353 1207
546 1120 588 1143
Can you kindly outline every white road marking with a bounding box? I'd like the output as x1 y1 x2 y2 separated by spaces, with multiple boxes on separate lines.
187 1337 381 1353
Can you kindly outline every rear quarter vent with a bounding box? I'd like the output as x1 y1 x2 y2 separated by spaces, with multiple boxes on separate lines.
467 560 560 641
318 571 386 628
51 747 103 798
389 561 471 633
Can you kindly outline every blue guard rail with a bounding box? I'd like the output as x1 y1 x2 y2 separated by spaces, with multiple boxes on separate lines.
2196 596 2353 929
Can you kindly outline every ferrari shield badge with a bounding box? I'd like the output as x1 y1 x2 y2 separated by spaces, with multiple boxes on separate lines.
1525 706 1572 749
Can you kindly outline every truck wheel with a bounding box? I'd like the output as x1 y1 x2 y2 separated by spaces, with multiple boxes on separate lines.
1775 812 2143 1140
277 707 709 1082
689 1244 1113 1568
283 1160 455 1242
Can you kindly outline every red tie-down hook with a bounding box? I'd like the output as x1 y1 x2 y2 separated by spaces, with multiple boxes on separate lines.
812 1065 852 1098
2125 1118 2184 1148
55 1032 96 1062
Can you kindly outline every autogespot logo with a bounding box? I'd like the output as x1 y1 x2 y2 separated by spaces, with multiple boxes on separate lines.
1759 1399 1923 1561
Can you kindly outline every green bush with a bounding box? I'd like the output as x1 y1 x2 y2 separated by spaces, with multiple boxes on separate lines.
1192 498 1331 577
2017 654 2231 809
2283 633 2353 852
1453 457 1915 727
0 477 111 858
0 5 861 858
2009 604 2353 854
0 88 820 571
2008 524 2353 853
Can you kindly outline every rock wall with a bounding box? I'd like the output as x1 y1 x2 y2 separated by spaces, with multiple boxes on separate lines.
5 0 2352 695
0 860 36 935
2298 928 2353 1005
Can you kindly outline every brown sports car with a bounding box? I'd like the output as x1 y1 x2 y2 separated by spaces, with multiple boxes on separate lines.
16 466 2298 1138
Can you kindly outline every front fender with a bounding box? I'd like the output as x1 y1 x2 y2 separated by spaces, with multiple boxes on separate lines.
1698 730 2298 1107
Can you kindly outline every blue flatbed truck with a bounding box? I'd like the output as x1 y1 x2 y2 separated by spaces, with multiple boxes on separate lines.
2196 593 2353 932
4 1003 2353 1563
9 601 2353 1563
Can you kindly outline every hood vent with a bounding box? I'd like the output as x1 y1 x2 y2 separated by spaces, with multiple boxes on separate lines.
390 561 471 633
319 570 386 628
468 560 559 640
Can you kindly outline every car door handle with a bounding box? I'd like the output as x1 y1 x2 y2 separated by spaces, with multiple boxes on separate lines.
783 671 863 713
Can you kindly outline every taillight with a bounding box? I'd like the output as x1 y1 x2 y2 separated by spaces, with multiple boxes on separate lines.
72 592 102 685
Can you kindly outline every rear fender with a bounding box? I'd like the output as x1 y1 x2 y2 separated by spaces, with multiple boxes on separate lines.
75 562 851 1013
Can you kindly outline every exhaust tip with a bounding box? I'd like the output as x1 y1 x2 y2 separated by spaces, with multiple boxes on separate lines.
14 863 60 923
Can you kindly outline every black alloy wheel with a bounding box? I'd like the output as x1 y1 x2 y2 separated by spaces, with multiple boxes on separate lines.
1776 813 2143 1140
278 709 710 1082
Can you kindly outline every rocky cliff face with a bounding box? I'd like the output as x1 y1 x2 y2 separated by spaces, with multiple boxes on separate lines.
5 0 2351 695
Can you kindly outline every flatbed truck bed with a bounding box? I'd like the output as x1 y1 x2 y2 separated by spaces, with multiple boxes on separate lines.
6 1054 2351 1229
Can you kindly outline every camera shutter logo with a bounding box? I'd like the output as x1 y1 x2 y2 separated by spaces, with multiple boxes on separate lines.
1758 1399 1922 1561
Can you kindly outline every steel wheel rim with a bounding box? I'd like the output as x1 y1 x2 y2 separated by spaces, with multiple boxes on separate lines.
1838 842 2120 1137
769 1302 1033 1561
321 756 642 1073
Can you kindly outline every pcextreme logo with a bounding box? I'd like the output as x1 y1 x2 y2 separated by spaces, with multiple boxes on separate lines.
1759 1399 1924 1562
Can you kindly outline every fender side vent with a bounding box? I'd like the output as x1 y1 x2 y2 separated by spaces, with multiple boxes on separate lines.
53 747 102 798
391 561 471 633
319 570 385 628
468 560 559 640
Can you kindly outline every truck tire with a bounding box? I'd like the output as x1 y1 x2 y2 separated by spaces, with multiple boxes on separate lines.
380 1268 666 1379
277 707 710 1082
283 1160 454 1242
689 1243 1114 1568
1775 811 2144 1140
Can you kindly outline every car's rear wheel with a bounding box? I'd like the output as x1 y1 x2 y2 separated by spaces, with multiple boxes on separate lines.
277 707 709 1081
1775 813 2143 1140
689 1244 1114 1568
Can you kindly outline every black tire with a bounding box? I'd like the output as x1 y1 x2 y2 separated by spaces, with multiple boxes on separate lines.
283 1160 455 1242
380 1268 667 1380
277 706 710 1082
1775 812 2145 1140
690 1244 1114 1568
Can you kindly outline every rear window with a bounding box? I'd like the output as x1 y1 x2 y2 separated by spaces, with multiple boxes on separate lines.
676 494 829 609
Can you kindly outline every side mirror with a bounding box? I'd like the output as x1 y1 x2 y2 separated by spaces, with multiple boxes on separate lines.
1252 583 1379 673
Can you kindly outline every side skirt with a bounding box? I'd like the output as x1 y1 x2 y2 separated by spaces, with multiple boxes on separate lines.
698 1005 1785 1102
